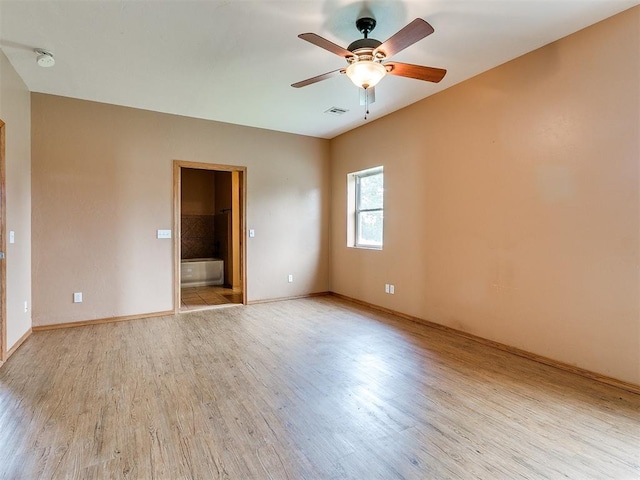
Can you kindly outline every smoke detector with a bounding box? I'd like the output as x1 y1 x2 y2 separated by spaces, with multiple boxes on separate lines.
35 49 55 67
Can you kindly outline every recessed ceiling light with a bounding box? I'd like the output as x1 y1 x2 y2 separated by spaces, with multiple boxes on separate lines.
34 49 55 68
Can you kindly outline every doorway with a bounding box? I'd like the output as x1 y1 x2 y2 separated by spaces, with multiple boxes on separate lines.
173 161 246 312
0 120 6 362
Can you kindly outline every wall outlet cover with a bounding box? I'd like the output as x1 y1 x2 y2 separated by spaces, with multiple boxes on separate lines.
73 292 83 303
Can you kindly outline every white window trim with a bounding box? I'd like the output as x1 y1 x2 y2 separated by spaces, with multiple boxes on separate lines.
347 166 383 250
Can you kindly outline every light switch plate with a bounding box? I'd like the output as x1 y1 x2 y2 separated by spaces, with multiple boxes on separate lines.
9 231 14 244
73 292 83 303
157 229 172 239
249 229 255 238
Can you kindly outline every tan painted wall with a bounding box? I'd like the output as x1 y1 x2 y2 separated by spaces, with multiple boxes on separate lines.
0 50 32 348
31 94 330 325
181 168 216 215
330 8 639 384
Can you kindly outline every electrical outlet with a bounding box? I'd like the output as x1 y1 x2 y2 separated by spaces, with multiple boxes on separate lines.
288 274 293 283
73 292 83 303
385 283 390 293
389 285 395 295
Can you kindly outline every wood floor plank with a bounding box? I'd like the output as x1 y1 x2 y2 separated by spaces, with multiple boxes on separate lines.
0 296 638 479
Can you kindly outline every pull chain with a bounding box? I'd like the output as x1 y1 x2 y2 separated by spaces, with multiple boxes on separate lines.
364 86 369 120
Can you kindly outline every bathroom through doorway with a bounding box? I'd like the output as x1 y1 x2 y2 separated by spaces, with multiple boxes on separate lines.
173 161 246 311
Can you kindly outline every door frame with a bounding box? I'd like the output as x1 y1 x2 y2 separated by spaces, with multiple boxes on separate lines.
0 120 6 362
172 160 247 312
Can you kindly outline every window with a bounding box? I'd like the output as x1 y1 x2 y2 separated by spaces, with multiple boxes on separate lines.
348 167 383 249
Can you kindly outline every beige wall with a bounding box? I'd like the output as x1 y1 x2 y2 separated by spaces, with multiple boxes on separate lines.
0 50 32 349
31 94 330 325
181 168 216 215
330 8 639 384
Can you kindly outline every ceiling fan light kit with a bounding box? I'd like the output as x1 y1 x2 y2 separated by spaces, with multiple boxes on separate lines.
346 60 386 89
293 16 446 118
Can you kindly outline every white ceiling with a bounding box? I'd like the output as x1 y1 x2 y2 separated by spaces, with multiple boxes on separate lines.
1 0 637 139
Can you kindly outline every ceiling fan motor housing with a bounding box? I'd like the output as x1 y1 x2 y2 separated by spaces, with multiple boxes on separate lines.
349 17 384 62
347 38 382 54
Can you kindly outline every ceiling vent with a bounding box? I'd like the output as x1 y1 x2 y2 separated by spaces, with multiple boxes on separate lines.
325 107 348 116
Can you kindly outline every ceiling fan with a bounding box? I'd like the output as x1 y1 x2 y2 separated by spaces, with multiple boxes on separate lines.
292 16 447 114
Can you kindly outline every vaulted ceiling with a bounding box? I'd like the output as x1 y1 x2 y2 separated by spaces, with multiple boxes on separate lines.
1 1 637 138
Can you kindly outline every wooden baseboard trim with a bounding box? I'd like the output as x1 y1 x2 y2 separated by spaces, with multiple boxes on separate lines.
330 293 640 395
5 328 32 359
32 310 175 332
247 291 331 305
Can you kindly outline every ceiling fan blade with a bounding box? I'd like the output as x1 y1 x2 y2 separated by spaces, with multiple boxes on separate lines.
291 68 346 88
374 18 435 58
298 33 354 58
384 62 447 83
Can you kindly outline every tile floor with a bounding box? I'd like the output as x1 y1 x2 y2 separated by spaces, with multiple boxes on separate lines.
180 285 243 310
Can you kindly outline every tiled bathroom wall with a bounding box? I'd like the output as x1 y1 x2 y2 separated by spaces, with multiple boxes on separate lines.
181 215 216 259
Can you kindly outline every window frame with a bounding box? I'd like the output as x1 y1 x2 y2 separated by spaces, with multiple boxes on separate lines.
353 167 383 250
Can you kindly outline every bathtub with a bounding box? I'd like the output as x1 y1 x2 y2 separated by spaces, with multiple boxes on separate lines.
181 258 224 287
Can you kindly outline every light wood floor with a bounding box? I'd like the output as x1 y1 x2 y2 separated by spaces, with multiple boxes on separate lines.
0 296 638 479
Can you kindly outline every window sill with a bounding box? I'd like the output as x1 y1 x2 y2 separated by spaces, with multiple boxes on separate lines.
350 245 383 251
